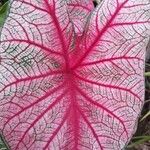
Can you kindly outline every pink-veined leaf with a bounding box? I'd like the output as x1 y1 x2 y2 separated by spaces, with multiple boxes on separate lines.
66 0 94 35
0 0 150 150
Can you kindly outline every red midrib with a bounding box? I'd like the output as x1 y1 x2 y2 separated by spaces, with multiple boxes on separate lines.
71 90 79 148
64 71 80 148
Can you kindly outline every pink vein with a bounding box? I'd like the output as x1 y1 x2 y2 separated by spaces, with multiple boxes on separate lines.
0 70 63 93
78 56 143 67
75 86 128 138
124 3 150 8
15 91 68 149
1 39 63 56
74 73 141 102
110 21 150 27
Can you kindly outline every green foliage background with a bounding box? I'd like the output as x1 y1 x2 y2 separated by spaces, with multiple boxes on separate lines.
0 0 9 26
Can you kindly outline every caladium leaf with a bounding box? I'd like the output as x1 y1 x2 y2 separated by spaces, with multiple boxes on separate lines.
0 0 150 150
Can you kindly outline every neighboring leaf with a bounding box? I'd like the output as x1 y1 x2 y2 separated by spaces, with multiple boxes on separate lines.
140 111 150 121
66 0 94 35
0 0 150 150
0 134 9 150
145 72 150 76
127 136 150 148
